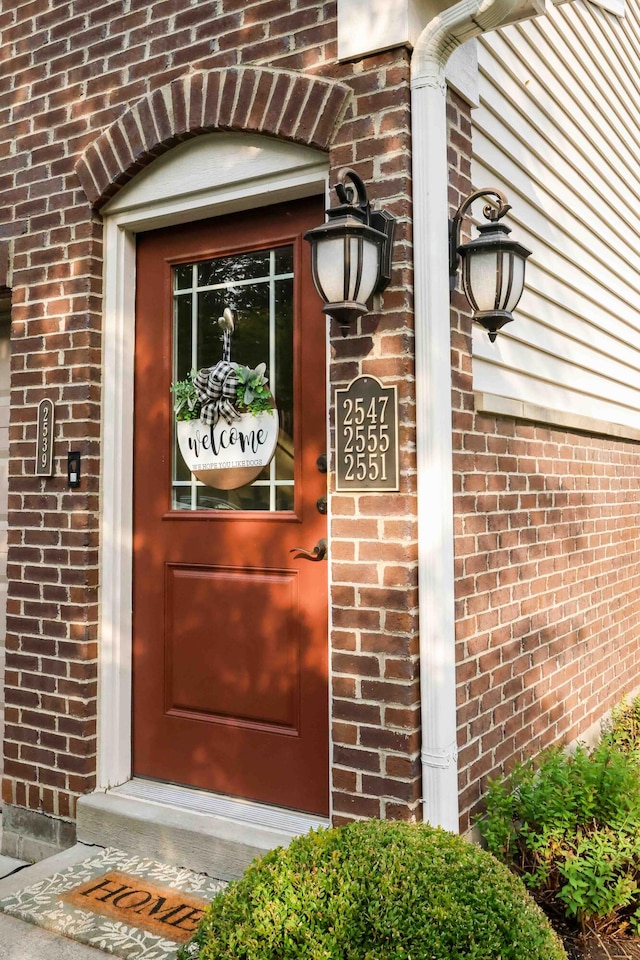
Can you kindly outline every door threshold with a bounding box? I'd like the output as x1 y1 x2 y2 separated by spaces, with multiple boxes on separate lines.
76 779 329 881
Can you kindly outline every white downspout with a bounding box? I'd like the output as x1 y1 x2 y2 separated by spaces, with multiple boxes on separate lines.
412 0 546 831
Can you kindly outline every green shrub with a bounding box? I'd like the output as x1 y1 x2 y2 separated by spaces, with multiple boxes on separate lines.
478 742 640 935
178 819 566 960
601 694 640 755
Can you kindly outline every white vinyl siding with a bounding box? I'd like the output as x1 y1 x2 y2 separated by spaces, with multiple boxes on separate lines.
587 0 625 16
472 0 640 438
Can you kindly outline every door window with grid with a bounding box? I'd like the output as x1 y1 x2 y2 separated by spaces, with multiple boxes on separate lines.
172 246 294 512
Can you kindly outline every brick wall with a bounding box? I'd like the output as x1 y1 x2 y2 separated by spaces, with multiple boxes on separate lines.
0 0 418 837
448 89 640 835
328 52 419 823
9 0 633 845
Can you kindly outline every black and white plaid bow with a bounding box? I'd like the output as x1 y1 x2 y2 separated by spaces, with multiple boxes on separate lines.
193 361 241 427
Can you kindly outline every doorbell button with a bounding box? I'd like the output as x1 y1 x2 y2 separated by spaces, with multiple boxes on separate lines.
67 451 81 489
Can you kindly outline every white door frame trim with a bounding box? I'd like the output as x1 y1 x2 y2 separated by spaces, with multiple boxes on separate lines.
97 132 329 790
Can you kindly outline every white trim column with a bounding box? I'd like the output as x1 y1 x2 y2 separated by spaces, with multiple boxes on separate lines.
411 64 459 832
98 220 136 787
410 0 547 831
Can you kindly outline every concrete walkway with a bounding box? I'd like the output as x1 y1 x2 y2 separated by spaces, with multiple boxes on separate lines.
0 844 122 959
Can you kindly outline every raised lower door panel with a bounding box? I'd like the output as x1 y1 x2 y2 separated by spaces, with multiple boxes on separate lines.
165 563 300 731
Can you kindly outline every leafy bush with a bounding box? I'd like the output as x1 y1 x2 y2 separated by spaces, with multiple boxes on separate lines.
478 742 640 935
601 693 640 755
178 819 566 960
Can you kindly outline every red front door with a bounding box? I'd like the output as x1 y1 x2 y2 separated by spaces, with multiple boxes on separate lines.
132 198 328 816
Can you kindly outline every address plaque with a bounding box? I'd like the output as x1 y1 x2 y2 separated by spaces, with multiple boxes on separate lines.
36 398 55 477
335 376 399 492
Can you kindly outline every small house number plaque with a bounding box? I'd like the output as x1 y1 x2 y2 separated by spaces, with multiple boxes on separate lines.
335 376 399 492
36 398 55 477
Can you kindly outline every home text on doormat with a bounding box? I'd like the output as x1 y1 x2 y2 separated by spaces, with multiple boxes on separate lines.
62 870 206 943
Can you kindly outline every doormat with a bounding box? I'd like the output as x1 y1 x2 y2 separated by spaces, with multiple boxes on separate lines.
0 846 226 959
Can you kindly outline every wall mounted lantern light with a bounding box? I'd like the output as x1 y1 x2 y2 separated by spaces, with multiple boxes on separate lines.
449 188 532 342
305 169 396 336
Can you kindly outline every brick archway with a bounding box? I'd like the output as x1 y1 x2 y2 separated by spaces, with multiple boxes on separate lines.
75 66 352 209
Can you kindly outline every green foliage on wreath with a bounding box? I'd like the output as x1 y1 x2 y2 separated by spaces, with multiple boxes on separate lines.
235 362 273 416
177 819 566 960
171 370 201 422
171 364 273 421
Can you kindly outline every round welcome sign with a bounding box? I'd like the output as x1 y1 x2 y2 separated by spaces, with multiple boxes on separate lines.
177 410 279 490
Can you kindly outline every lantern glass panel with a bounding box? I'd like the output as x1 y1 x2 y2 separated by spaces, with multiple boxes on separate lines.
314 233 381 308
465 249 499 312
501 252 526 313
314 236 346 304
351 235 380 304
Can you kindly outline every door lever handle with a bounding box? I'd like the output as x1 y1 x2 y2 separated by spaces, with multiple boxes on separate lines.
290 538 327 562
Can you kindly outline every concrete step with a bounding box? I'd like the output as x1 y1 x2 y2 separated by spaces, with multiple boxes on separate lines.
77 779 328 881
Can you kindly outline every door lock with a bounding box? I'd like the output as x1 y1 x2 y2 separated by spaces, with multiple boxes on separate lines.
290 538 327 562
316 497 327 515
316 454 327 474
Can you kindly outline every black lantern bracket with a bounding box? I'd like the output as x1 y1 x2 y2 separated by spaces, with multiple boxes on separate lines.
448 187 511 291
304 168 396 335
334 169 396 297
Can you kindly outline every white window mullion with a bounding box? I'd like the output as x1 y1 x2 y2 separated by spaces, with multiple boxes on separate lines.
191 263 198 510
269 250 277 512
